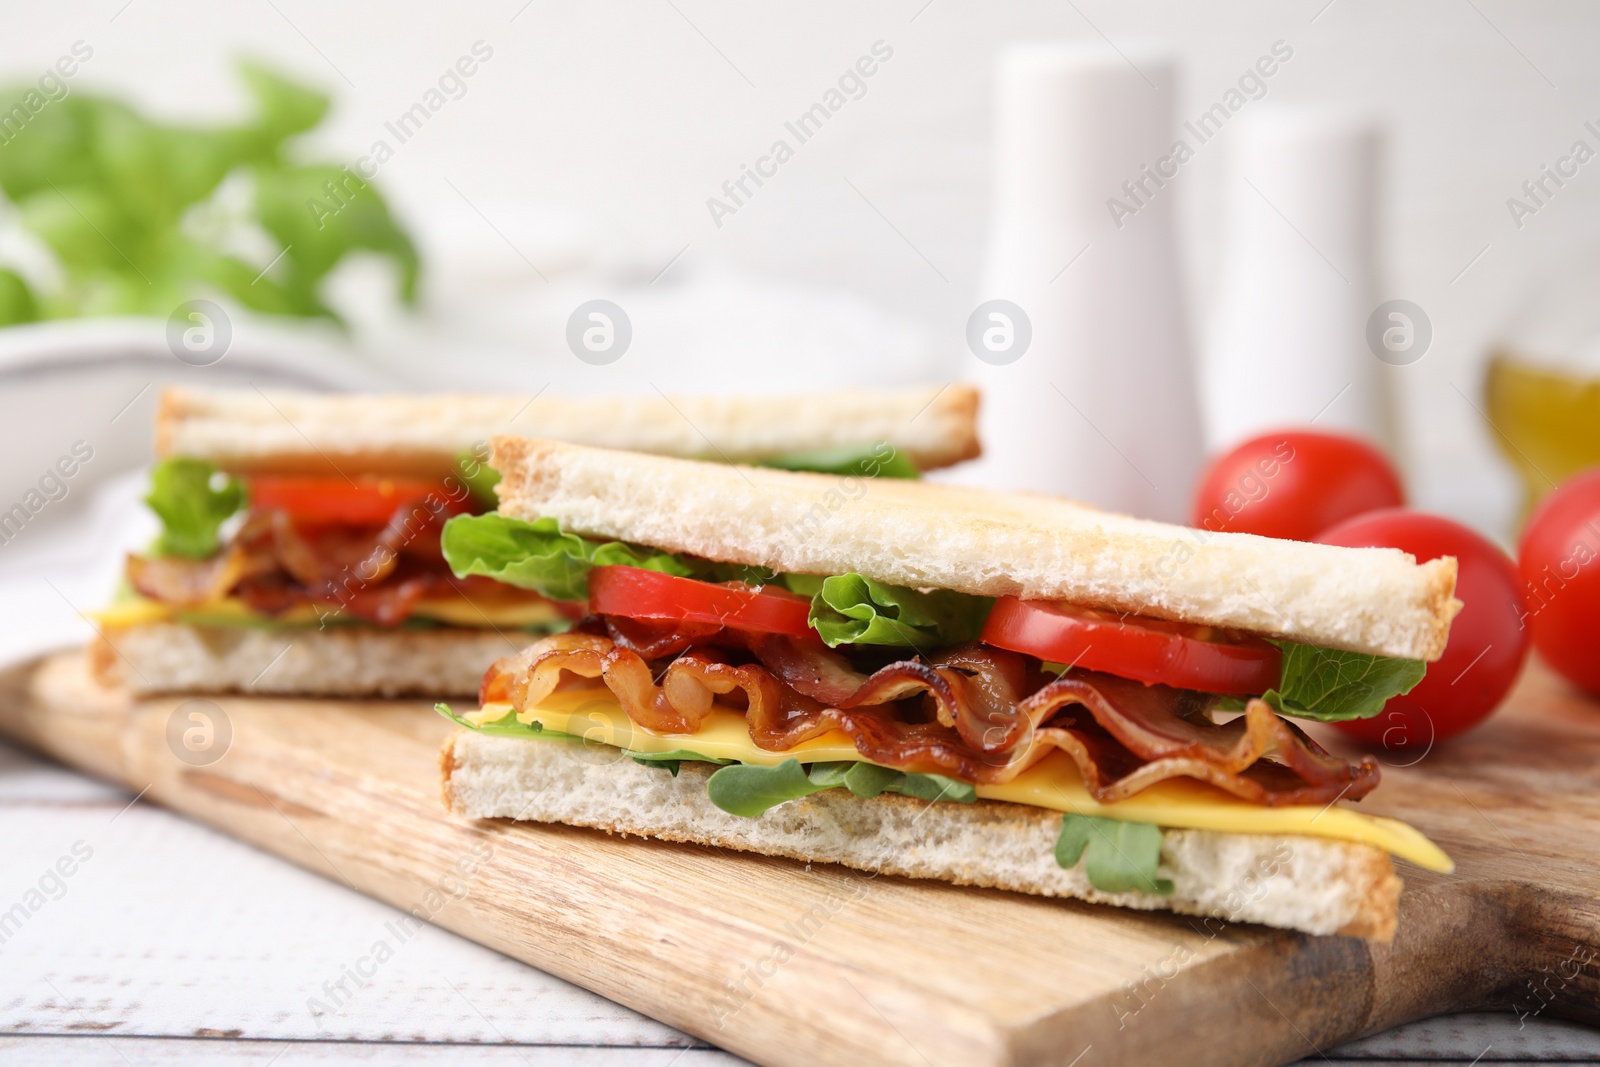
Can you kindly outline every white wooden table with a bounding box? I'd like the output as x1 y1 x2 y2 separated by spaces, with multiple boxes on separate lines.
1 478 1597 1066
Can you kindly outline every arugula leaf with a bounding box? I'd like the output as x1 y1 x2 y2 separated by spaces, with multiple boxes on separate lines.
434 703 584 741
1054 814 1173 896
706 759 824 816
761 441 919 480
624 748 735 776
706 758 977 816
1257 641 1427 723
440 514 695 601
144 458 245 559
808 573 992 649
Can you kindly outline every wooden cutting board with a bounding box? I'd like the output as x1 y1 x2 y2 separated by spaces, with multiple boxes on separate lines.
2 649 1597 1067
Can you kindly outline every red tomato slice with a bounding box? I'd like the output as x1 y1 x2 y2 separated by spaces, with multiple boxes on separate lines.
249 475 466 526
979 597 1282 694
588 565 816 637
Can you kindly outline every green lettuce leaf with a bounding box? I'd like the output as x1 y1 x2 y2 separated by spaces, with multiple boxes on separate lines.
624 748 735 776
434 703 584 741
453 449 501 510
1054 813 1173 896
808 573 992 649
1256 642 1427 723
440 514 695 601
144 458 246 559
705 757 977 817
761 441 919 480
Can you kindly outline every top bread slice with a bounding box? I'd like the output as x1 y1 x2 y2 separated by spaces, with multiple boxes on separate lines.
155 385 980 477
491 437 1460 661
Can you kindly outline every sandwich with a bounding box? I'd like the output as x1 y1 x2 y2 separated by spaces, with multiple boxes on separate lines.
91 385 978 697
437 438 1461 939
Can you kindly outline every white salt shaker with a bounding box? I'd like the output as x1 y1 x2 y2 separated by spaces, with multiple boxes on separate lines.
962 42 1204 523
1201 105 1394 453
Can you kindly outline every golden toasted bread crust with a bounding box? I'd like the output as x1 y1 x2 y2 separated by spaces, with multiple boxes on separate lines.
491 438 1460 660
153 384 980 476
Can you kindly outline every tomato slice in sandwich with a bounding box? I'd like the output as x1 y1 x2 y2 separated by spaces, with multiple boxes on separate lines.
980 597 1282 695
588 565 815 637
249 475 465 526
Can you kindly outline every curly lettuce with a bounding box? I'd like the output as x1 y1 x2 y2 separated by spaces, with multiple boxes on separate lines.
808 573 992 649
144 457 246 559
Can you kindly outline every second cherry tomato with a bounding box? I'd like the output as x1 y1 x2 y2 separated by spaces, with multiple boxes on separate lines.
1517 469 1600 695
1318 509 1529 747
1191 430 1405 542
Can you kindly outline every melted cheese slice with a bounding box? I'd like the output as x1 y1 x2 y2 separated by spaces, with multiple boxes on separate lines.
469 685 1454 874
91 595 565 630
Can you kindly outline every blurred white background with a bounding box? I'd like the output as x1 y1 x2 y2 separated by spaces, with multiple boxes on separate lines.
3 0 1598 536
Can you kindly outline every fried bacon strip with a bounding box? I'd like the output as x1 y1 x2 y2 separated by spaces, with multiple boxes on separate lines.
485 632 1379 807
125 505 559 627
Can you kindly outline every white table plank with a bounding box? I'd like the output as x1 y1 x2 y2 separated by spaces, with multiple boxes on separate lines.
0 1037 750 1066
0 754 701 1049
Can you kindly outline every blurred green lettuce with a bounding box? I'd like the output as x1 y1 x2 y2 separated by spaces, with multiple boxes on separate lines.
0 60 417 325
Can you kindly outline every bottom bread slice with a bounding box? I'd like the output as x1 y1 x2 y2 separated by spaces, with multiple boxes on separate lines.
93 622 531 697
441 729 1402 940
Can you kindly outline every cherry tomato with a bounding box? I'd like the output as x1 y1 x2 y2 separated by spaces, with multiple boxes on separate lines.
249 475 466 526
1192 430 1405 541
1517 469 1600 695
1319 509 1529 746
979 597 1282 695
587 565 816 637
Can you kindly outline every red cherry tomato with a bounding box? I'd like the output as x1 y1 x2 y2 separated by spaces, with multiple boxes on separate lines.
1517 469 1600 695
1192 430 1405 541
587 565 816 637
979 598 1282 695
1319 509 1529 746
249 475 465 526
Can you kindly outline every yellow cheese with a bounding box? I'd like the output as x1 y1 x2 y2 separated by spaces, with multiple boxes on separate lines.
473 686 1454 874
90 594 564 630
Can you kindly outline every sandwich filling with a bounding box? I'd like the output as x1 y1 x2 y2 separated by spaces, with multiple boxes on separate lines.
107 446 914 631
438 513 1452 888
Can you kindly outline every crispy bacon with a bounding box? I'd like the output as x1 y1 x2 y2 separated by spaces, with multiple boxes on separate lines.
127 505 557 627
126 546 271 606
486 631 1380 807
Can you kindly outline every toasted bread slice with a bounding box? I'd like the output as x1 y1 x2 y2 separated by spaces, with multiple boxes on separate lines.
490 438 1459 661
92 622 532 697
155 384 980 477
440 729 1402 940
